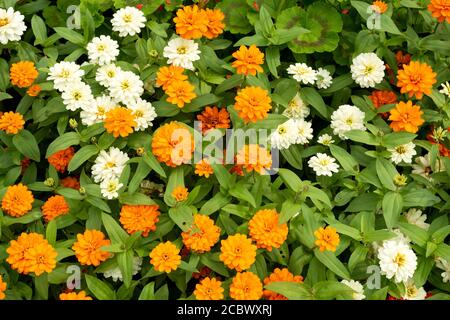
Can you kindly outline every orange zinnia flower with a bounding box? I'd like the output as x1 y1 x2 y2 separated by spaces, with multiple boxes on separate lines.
104 107 136 138
0 275 6 300
166 80 197 108
0 111 25 134
314 226 340 252
196 106 230 134
372 0 388 13
24 242 58 276
182 214 221 253
368 90 397 118
229 272 263 300
172 185 189 202
263 268 304 300
119 204 160 237
10 61 38 88
195 159 214 178
234 86 272 123
203 8 225 39
194 277 224 300
152 121 194 167
149 241 181 273
397 61 437 99
396 51 411 69
248 209 288 251
41 195 70 222
389 101 424 133
232 45 264 76
174 5 208 39
60 176 80 189
48 146 75 173
236 144 272 174
428 0 450 23
1 183 34 217
219 234 257 271
27 84 42 97
156 65 187 91
72 230 111 266
59 291 93 300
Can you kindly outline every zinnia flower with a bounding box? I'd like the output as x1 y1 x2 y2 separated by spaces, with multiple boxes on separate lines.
149 241 181 273
378 238 417 283
235 144 272 174
173 5 208 40
194 277 224 300
248 209 288 251
219 234 257 271
119 204 160 237
0 275 7 300
41 195 70 222
428 0 450 23
229 272 263 300
196 106 230 134
350 52 385 88
24 242 58 276
27 84 41 97
86 35 119 65
152 121 194 167
10 61 38 88
111 6 146 37
203 8 225 39
48 146 75 173
341 280 366 300
0 7 26 45
388 101 424 133
308 153 340 177
231 45 265 76
0 111 25 134
72 230 111 266
397 61 437 99
263 268 304 300
371 0 388 13
195 159 214 178
59 291 93 300
104 107 136 138
166 80 197 108
234 86 272 123
368 90 397 109
156 65 187 91
182 214 221 253
1 183 34 217
163 37 201 71
60 176 80 190
172 185 189 202
314 226 340 252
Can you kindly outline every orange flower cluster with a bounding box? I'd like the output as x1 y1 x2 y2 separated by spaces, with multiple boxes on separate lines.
156 65 187 90
229 271 263 300
27 84 41 97
60 176 80 189
48 146 75 173
0 111 25 134
104 107 136 138
72 230 111 266
232 45 265 76
263 268 304 300
119 204 160 237
182 214 221 253
195 158 214 178
397 61 436 100
6 232 57 276
428 0 450 23
10 61 38 88
389 101 424 133
149 241 181 273
219 234 257 272
41 195 70 222
196 106 230 134
314 226 340 252
372 1 388 14
174 5 225 40
235 144 272 174
234 86 272 123
194 277 224 300
368 90 397 118
152 121 194 167
156 65 196 108
248 209 288 251
1 183 34 217
59 291 93 300
0 275 6 300
172 185 189 202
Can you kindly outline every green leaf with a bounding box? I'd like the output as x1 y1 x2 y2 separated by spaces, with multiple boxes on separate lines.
435 243 450 262
85 196 111 213
344 130 378 146
329 145 358 174
382 132 417 148
34 274 49 300
278 168 302 192
211 164 232 190
168 206 193 232
432 225 450 244
265 46 280 78
182 94 221 113
329 222 361 241
314 249 351 280
12 130 40 161
264 281 313 300
348 246 369 272
279 200 301 224
138 282 155 300
402 189 441 208
117 250 134 288
382 192 403 229
376 158 397 191
259 5 274 37
142 152 166 178
397 222 428 247
229 184 256 207
300 87 328 119
119 193 157 206
2 211 42 226
54 27 85 46
68 145 98 172
128 159 151 194
305 186 332 208
313 281 354 300
85 274 115 300
31 15 47 45
363 230 397 242
46 132 80 158
201 192 230 215
101 212 128 244
46 219 57 246
215 74 244 94
380 14 402 35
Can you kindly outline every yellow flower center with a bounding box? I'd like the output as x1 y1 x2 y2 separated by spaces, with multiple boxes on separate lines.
97 44 106 52
73 92 82 100
122 14 132 23
364 66 374 75
107 71 115 78
319 159 330 166
60 70 71 78
396 146 406 154
406 286 417 297
121 80 130 90
177 46 187 54
346 118 353 125
107 183 117 192
278 126 286 134
0 17 9 27
105 161 115 168
134 110 143 117
394 253 406 266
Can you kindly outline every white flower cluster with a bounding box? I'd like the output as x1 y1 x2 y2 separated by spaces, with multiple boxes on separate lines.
103 257 143 282
330 104 366 139
350 52 385 88
163 37 201 71
287 63 333 89
340 280 365 300
111 6 146 37
403 208 429 230
0 7 26 45
92 147 129 199
435 257 450 283
388 142 416 164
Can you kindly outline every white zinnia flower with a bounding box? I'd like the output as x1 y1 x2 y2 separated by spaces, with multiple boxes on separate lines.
439 81 450 97
293 119 313 145
388 142 416 164
402 280 427 300
87 35 120 65
377 239 417 283
317 134 335 146
61 81 94 111
103 257 143 282
128 98 157 131
308 153 339 176
330 104 366 139
403 209 429 231
80 95 116 126
316 68 333 89
435 257 450 283
96 63 122 87
341 280 366 300
47 61 85 91
92 147 130 183
350 52 385 88
287 63 317 85
283 93 310 119
109 70 144 105
100 177 123 199
269 119 297 150
163 37 200 71
111 6 146 37
0 7 26 45
412 153 445 179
